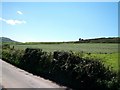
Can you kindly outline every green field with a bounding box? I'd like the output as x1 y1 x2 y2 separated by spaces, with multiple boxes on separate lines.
12 43 118 53
87 53 119 72
1 42 120 89
9 43 119 72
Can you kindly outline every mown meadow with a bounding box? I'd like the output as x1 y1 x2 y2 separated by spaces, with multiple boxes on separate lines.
12 43 118 53
1 43 120 90
10 43 119 72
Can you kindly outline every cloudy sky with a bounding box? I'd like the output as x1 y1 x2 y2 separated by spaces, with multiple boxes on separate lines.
1 2 118 42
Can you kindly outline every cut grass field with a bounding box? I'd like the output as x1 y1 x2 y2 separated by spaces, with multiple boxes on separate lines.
12 43 118 53
84 53 119 72
4 43 119 72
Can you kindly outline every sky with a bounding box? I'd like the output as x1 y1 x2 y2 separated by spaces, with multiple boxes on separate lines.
0 2 118 42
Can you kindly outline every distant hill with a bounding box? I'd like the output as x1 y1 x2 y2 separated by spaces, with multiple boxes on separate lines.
76 37 120 43
0 37 119 44
0 37 18 43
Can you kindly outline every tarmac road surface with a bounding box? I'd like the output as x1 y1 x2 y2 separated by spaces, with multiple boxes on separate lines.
0 59 66 89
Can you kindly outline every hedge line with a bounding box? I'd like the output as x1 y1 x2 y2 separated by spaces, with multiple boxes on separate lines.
2 48 120 90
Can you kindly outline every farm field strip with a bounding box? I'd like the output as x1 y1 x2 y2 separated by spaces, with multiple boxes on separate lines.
12 43 119 53
5 43 120 72
87 53 119 72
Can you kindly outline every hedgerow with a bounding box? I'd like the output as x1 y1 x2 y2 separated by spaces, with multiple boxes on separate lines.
2 48 120 90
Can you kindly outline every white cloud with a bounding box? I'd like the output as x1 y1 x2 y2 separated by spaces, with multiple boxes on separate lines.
0 17 26 25
0 17 6 22
6 19 26 25
17 11 23 15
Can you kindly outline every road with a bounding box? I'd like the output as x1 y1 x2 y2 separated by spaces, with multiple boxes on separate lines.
0 59 66 89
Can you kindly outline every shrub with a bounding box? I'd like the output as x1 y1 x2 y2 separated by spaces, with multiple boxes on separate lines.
2 44 10 49
20 48 52 75
52 51 118 89
2 49 24 66
2 48 119 90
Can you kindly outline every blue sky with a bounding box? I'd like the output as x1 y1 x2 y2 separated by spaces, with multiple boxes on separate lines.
1 2 118 42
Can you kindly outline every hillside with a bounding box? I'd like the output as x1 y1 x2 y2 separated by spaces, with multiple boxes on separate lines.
25 37 120 44
0 37 119 44
76 37 120 43
0 37 18 43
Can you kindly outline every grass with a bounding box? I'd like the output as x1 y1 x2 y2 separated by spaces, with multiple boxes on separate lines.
6 43 120 72
11 43 118 53
84 53 119 72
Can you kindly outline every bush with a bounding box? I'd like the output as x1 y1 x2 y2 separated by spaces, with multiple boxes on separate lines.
19 48 52 75
52 51 118 89
2 49 24 66
2 48 119 90
2 44 10 49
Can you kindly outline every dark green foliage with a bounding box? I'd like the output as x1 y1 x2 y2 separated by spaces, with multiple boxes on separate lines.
51 51 119 89
2 44 10 49
19 48 52 74
2 49 24 66
76 37 120 43
2 48 119 90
